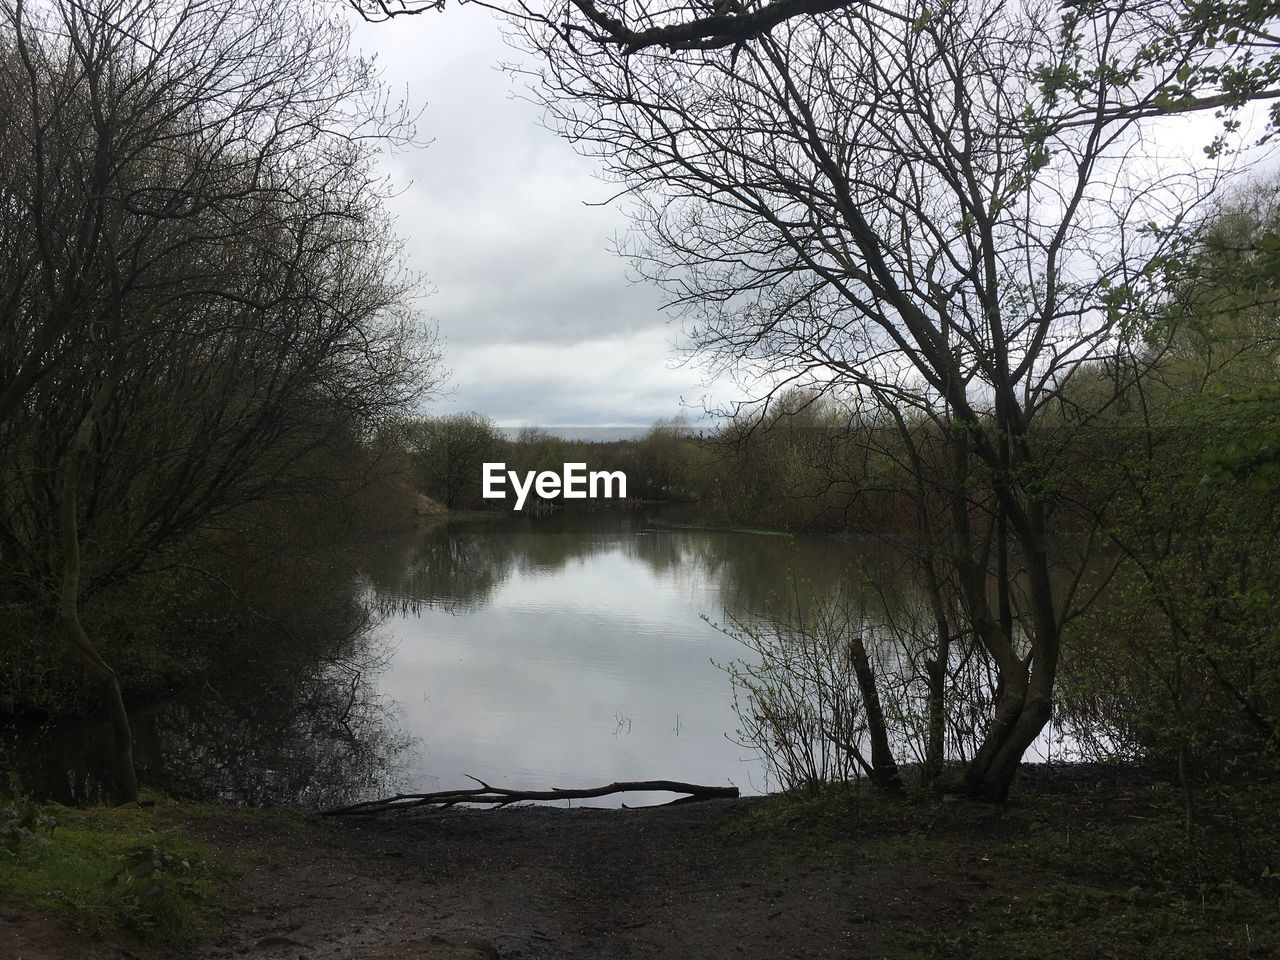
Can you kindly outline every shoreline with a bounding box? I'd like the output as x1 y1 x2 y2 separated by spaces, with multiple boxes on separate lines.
4 771 1277 959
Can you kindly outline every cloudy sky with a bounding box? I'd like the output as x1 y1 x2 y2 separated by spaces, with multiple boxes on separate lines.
349 11 724 429
347 10 1268 431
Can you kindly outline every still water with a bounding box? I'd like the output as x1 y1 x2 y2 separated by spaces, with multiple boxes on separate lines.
4 507 894 807
361 509 873 802
24 506 1085 808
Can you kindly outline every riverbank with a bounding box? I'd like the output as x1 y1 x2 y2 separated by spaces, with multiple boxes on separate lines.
4 775 1278 959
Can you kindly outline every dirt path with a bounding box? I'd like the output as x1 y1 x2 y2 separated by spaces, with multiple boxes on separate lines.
11 783 1273 959
188 799 983 960
140 798 1013 960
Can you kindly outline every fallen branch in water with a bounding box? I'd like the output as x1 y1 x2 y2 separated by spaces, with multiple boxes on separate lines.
323 778 739 816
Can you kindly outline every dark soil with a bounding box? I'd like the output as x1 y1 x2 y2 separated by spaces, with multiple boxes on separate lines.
4 780 1279 959
197 800 954 960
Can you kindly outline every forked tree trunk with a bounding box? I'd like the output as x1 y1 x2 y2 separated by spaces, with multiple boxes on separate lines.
59 376 139 803
962 536 1061 801
963 689 1053 799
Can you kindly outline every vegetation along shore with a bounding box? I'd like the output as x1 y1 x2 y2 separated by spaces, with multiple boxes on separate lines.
3 0 1279 957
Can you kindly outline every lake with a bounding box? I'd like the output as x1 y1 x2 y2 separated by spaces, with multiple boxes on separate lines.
4 507 1068 808
360 508 873 804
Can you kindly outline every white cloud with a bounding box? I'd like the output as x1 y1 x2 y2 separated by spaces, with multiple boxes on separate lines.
350 12 726 424
434 328 719 425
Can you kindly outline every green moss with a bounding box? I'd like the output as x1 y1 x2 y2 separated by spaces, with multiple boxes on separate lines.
0 794 226 944
908 881 1279 959
730 780 1280 958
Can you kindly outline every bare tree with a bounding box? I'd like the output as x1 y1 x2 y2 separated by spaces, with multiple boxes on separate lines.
347 0 1280 144
352 0 857 53
0 0 438 800
506 0 1232 797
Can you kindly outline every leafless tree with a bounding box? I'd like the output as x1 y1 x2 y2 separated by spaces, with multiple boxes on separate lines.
0 0 439 800
348 0 1280 141
507 0 1233 797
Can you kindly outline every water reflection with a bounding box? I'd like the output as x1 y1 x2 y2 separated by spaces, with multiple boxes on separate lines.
2 508 1070 809
362 509 884 620
3 586 411 809
363 509 1068 801
361 509 900 799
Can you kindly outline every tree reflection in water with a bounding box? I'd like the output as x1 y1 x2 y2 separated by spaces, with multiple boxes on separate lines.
363 507 908 625
4 564 413 810
2 507 926 807
359 507 1076 795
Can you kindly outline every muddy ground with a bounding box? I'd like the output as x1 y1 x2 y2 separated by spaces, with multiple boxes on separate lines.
4 781 1278 959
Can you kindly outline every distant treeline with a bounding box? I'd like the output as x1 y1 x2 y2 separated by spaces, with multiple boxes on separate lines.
375 417 710 511
386 180 1280 787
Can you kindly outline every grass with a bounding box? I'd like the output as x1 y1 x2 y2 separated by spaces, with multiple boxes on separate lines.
3 773 1278 957
0 791 226 945
729 776 1280 959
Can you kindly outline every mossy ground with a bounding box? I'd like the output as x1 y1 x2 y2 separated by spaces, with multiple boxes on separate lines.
732 776 1280 958
0 791 228 945
2 774 1278 958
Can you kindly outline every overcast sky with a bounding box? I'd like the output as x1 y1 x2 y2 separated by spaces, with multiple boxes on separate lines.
349 11 723 429
347 11 1270 431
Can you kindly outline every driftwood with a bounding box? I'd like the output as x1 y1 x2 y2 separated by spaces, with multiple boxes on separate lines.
323 778 739 816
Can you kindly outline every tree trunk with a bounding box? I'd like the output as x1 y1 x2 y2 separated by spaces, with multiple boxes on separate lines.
962 687 1051 800
60 611 140 803
848 634 903 794
962 544 1061 800
923 635 949 784
920 558 951 785
59 376 139 803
